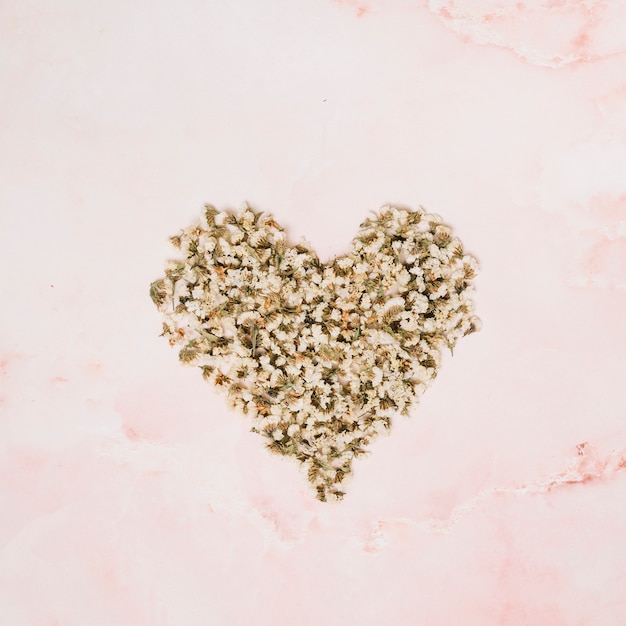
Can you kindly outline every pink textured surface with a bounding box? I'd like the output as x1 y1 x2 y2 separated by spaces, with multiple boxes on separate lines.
1 1 626 624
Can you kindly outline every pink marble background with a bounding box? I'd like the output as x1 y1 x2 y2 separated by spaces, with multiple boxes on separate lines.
2 0 626 624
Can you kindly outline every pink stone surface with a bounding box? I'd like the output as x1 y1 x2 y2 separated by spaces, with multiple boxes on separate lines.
2 1 626 624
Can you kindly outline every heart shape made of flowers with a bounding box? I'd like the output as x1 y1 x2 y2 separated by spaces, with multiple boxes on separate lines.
151 204 480 501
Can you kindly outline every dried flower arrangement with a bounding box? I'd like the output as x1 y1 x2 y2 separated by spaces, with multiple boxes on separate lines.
150 204 480 501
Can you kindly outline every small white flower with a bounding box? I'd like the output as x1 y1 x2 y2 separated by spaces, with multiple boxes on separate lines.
237 311 260 325
382 296 405 312
310 324 328 345
175 280 189 299
400 315 418 332
371 366 383 386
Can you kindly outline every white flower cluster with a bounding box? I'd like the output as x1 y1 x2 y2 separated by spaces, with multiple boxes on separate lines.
150 204 480 501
